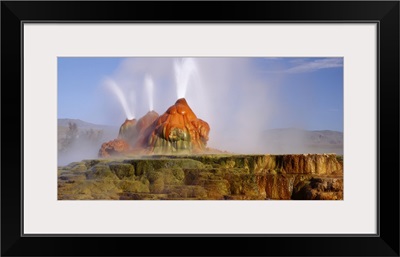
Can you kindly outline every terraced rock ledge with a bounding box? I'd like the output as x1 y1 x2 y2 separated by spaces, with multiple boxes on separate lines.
58 154 343 200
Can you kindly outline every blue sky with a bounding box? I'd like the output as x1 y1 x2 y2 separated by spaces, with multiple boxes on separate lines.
58 57 343 133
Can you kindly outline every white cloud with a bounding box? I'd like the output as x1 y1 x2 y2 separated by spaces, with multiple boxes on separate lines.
284 58 343 73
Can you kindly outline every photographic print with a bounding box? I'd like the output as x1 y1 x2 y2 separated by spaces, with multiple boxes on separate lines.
57 57 343 200
3 1 395 254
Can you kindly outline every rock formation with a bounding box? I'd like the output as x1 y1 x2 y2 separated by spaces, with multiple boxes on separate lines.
291 177 343 200
135 111 159 136
133 110 159 150
99 98 210 157
118 118 137 144
58 154 344 200
117 111 160 147
98 139 132 158
141 98 210 154
98 111 160 157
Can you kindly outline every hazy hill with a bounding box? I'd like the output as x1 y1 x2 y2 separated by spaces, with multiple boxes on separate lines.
263 128 343 144
261 128 343 155
58 119 119 166
58 118 116 130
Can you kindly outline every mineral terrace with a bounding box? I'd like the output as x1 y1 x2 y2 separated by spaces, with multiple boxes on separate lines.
58 154 343 200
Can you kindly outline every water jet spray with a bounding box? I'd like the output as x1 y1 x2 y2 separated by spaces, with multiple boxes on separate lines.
105 78 135 119
174 58 198 99
144 74 154 111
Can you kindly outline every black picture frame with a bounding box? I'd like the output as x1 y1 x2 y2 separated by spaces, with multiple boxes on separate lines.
1 1 399 256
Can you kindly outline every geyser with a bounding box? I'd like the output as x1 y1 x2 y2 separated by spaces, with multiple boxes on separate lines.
144 74 154 111
98 98 210 157
99 59 211 157
174 58 197 99
118 111 159 148
118 118 137 143
105 78 135 119
144 98 210 154
133 110 160 148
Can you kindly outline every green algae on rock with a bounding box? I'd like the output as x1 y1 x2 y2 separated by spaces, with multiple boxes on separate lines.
98 98 211 157
58 154 343 200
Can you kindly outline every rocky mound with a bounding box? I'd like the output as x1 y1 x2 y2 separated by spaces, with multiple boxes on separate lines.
99 98 211 157
135 111 159 136
142 98 210 154
99 111 160 157
98 139 132 158
118 111 160 147
118 118 137 144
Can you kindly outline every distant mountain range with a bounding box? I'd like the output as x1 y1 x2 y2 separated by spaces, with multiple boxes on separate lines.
263 128 343 144
260 128 343 155
58 119 120 142
58 118 117 131
58 119 119 166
